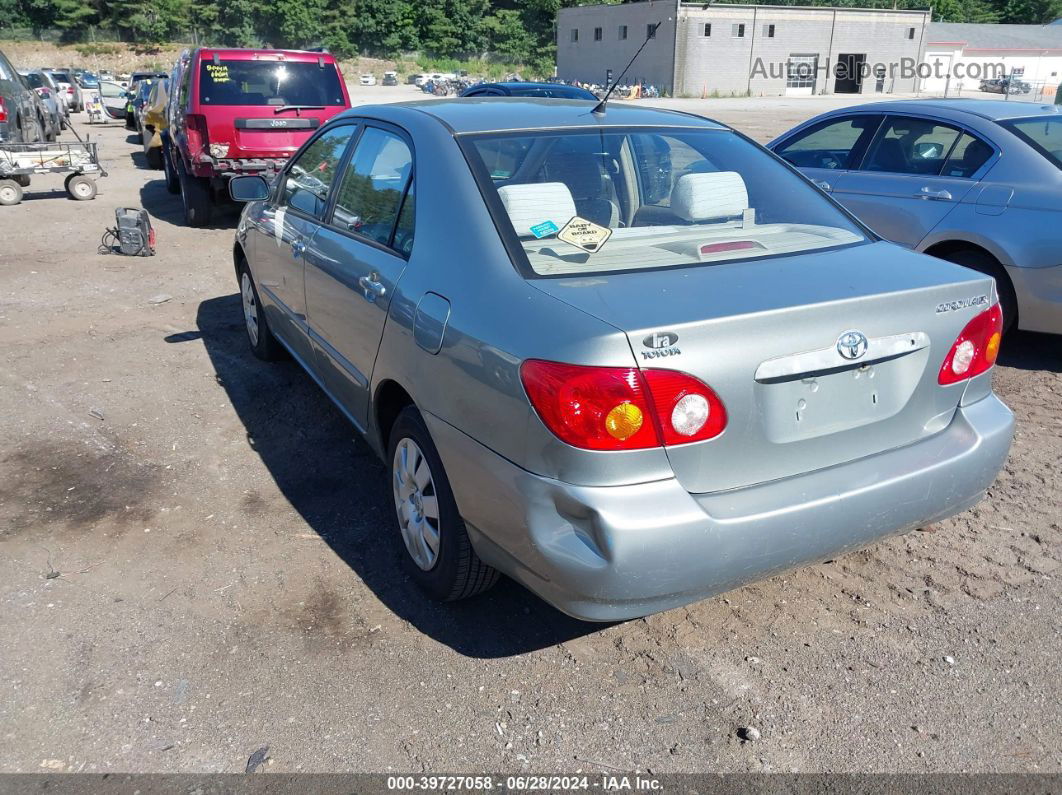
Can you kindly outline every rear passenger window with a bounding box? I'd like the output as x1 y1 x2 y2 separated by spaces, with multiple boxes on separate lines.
863 117 961 175
942 133 993 177
281 125 356 219
774 116 881 170
331 127 414 250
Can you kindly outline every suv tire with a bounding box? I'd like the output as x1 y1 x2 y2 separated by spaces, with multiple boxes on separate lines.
162 145 180 194
177 158 213 227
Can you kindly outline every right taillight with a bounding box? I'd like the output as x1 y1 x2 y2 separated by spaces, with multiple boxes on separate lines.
520 360 727 451
938 304 1003 385
185 113 210 157
0 97 7 124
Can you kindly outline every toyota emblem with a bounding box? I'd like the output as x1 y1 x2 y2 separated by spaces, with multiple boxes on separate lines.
837 330 869 360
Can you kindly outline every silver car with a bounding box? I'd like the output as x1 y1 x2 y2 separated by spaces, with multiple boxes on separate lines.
769 99 1062 335
228 99 1014 621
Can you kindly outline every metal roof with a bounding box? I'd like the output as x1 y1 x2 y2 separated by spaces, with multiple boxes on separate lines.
927 22 1062 50
832 98 1062 121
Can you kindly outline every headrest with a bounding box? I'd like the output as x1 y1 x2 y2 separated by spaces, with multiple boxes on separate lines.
497 182 577 237
670 171 748 222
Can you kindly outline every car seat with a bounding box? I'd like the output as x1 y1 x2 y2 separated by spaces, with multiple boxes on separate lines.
497 182 577 237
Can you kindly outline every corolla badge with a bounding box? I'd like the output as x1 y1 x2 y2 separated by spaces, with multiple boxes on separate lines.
641 331 681 360
836 330 869 360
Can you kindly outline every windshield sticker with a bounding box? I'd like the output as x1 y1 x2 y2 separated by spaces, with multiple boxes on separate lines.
530 220 559 239
557 216 613 253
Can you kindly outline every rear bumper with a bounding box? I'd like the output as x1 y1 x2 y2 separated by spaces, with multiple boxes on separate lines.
427 394 1014 621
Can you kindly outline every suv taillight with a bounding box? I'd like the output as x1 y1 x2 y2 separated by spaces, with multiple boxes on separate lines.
185 113 210 157
0 97 7 124
520 360 727 451
938 304 1003 385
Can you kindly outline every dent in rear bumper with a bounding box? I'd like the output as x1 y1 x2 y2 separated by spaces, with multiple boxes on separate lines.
425 394 1014 622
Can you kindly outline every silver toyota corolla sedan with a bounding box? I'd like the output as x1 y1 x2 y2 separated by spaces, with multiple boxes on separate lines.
229 99 1014 621
769 99 1062 336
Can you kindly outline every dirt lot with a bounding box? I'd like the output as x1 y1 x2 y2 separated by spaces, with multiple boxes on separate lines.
1 88 1059 775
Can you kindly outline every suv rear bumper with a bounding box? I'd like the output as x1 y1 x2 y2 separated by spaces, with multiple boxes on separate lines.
191 157 288 179
426 394 1014 621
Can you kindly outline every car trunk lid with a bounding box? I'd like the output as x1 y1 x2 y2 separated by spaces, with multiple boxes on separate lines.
531 241 998 493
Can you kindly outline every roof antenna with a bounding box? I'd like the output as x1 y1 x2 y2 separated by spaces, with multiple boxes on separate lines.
592 20 661 115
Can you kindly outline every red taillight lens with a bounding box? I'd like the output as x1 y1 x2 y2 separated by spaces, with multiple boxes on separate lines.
643 369 728 445
0 97 7 124
520 360 727 450
938 304 1003 385
185 113 210 156
521 360 657 450
67 87 75 95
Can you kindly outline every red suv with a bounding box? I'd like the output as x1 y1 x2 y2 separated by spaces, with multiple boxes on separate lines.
163 48 351 226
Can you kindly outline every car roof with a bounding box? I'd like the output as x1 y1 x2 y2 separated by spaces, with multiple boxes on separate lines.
354 97 727 134
194 47 338 63
833 98 1061 122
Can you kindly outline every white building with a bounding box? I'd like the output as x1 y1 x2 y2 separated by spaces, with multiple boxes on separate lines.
922 22 1062 99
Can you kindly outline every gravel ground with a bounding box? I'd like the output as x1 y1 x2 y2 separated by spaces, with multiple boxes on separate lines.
0 88 1059 775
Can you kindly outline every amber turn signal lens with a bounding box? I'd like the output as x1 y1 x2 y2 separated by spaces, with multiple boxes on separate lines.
605 402 644 440
985 331 1001 364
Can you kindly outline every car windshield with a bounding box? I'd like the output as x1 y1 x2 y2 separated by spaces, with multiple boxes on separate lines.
1000 115 1062 170
79 73 98 86
464 127 869 276
198 60 344 106
23 73 45 89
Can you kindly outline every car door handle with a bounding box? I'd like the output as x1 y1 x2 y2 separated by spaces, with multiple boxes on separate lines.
358 273 387 302
291 239 306 257
916 187 952 201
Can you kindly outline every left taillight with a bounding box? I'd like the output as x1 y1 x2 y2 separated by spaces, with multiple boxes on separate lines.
938 304 1003 385
520 360 727 451
0 97 7 124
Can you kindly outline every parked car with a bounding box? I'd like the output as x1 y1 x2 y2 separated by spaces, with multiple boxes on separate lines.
125 78 155 130
44 69 82 111
460 81 597 100
227 99 1014 620
138 77 169 168
164 47 352 226
359 73 377 86
769 100 1062 335
1056 82 1061 105
382 71 398 87
19 70 64 137
980 77 1031 95
77 71 100 91
89 80 130 120
406 73 422 85
0 48 44 143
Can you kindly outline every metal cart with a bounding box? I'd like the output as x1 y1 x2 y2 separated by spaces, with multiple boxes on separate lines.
0 138 107 206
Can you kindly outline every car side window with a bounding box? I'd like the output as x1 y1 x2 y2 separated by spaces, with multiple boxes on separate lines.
774 115 881 170
281 125 358 219
941 132 993 178
862 117 962 176
330 127 414 251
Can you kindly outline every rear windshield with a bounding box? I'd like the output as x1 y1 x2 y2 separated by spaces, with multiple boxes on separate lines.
23 73 46 89
1000 115 1062 170
463 127 869 276
198 60 344 106
50 72 73 83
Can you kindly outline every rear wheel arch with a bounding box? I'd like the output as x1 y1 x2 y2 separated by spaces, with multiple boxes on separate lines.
374 380 415 453
923 241 1018 331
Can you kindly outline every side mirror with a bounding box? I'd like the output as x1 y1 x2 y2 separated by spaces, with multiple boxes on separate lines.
229 175 270 202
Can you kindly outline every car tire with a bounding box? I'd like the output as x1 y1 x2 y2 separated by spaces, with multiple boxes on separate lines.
937 248 1017 334
162 146 180 194
145 147 163 170
65 174 97 201
238 264 283 361
0 179 24 206
388 406 500 602
177 158 213 227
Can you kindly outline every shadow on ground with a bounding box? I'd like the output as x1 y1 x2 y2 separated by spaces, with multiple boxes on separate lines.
178 293 602 658
139 179 242 229
998 330 1062 373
